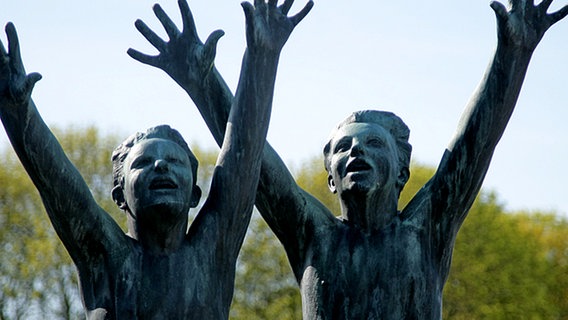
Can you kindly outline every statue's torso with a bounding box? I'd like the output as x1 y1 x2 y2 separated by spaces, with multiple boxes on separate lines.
81 239 232 320
300 217 444 320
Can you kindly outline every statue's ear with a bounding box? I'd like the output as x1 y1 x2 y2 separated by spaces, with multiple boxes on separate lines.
396 167 410 191
190 186 202 208
111 185 128 210
327 174 337 194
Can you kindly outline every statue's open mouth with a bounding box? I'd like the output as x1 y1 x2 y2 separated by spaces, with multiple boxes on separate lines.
346 159 371 173
149 178 178 190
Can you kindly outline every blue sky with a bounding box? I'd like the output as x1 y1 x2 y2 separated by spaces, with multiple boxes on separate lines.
1 1 567 216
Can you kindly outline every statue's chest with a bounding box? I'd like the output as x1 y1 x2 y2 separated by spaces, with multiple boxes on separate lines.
113 250 214 318
316 225 421 267
302 223 432 315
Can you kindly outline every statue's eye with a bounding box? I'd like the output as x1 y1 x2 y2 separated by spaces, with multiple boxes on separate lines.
367 137 384 148
166 156 185 165
131 157 152 169
334 140 351 153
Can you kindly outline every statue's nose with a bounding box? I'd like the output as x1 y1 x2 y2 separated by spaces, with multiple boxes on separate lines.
350 141 364 156
154 159 169 172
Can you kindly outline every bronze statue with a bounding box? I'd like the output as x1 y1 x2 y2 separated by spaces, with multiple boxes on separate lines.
0 0 312 318
129 0 568 318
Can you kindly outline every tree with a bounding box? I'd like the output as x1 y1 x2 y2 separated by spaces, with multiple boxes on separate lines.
442 194 557 319
231 214 302 320
514 212 568 318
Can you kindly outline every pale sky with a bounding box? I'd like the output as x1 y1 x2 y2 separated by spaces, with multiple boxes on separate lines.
1 1 567 216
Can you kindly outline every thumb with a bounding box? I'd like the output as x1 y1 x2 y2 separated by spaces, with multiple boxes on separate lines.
25 72 42 92
203 29 225 62
241 2 255 45
490 1 508 21
21 72 42 100
201 30 225 74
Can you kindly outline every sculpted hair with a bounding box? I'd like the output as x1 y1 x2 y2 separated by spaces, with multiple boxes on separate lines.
111 125 199 190
323 110 412 187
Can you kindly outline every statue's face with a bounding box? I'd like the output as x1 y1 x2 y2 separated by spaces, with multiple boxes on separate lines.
327 122 400 196
122 138 193 219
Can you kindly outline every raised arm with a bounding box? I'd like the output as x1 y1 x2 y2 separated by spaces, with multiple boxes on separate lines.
0 23 127 265
127 0 230 146
411 1 568 238
173 0 313 259
128 0 327 264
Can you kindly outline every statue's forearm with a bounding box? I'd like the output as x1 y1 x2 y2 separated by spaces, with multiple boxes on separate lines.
187 67 234 147
448 1 557 162
0 100 108 241
449 44 532 157
1 99 126 262
0 100 81 194
185 51 316 242
432 43 534 228
214 48 281 208
183 60 298 196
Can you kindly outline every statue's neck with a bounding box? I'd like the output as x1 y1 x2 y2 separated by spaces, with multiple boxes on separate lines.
339 188 398 231
127 207 188 254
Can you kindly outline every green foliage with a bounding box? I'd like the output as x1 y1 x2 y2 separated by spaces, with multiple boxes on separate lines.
444 194 555 319
188 143 219 219
0 150 48 319
445 207 568 319
398 161 435 209
231 215 302 320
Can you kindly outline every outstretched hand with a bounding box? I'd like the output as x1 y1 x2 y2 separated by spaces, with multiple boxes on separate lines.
490 0 568 50
241 0 313 54
128 0 313 90
128 0 225 90
0 23 41 108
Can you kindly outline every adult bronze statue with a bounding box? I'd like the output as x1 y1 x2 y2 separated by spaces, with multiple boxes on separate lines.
0 0 312 318
130 0 567 319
